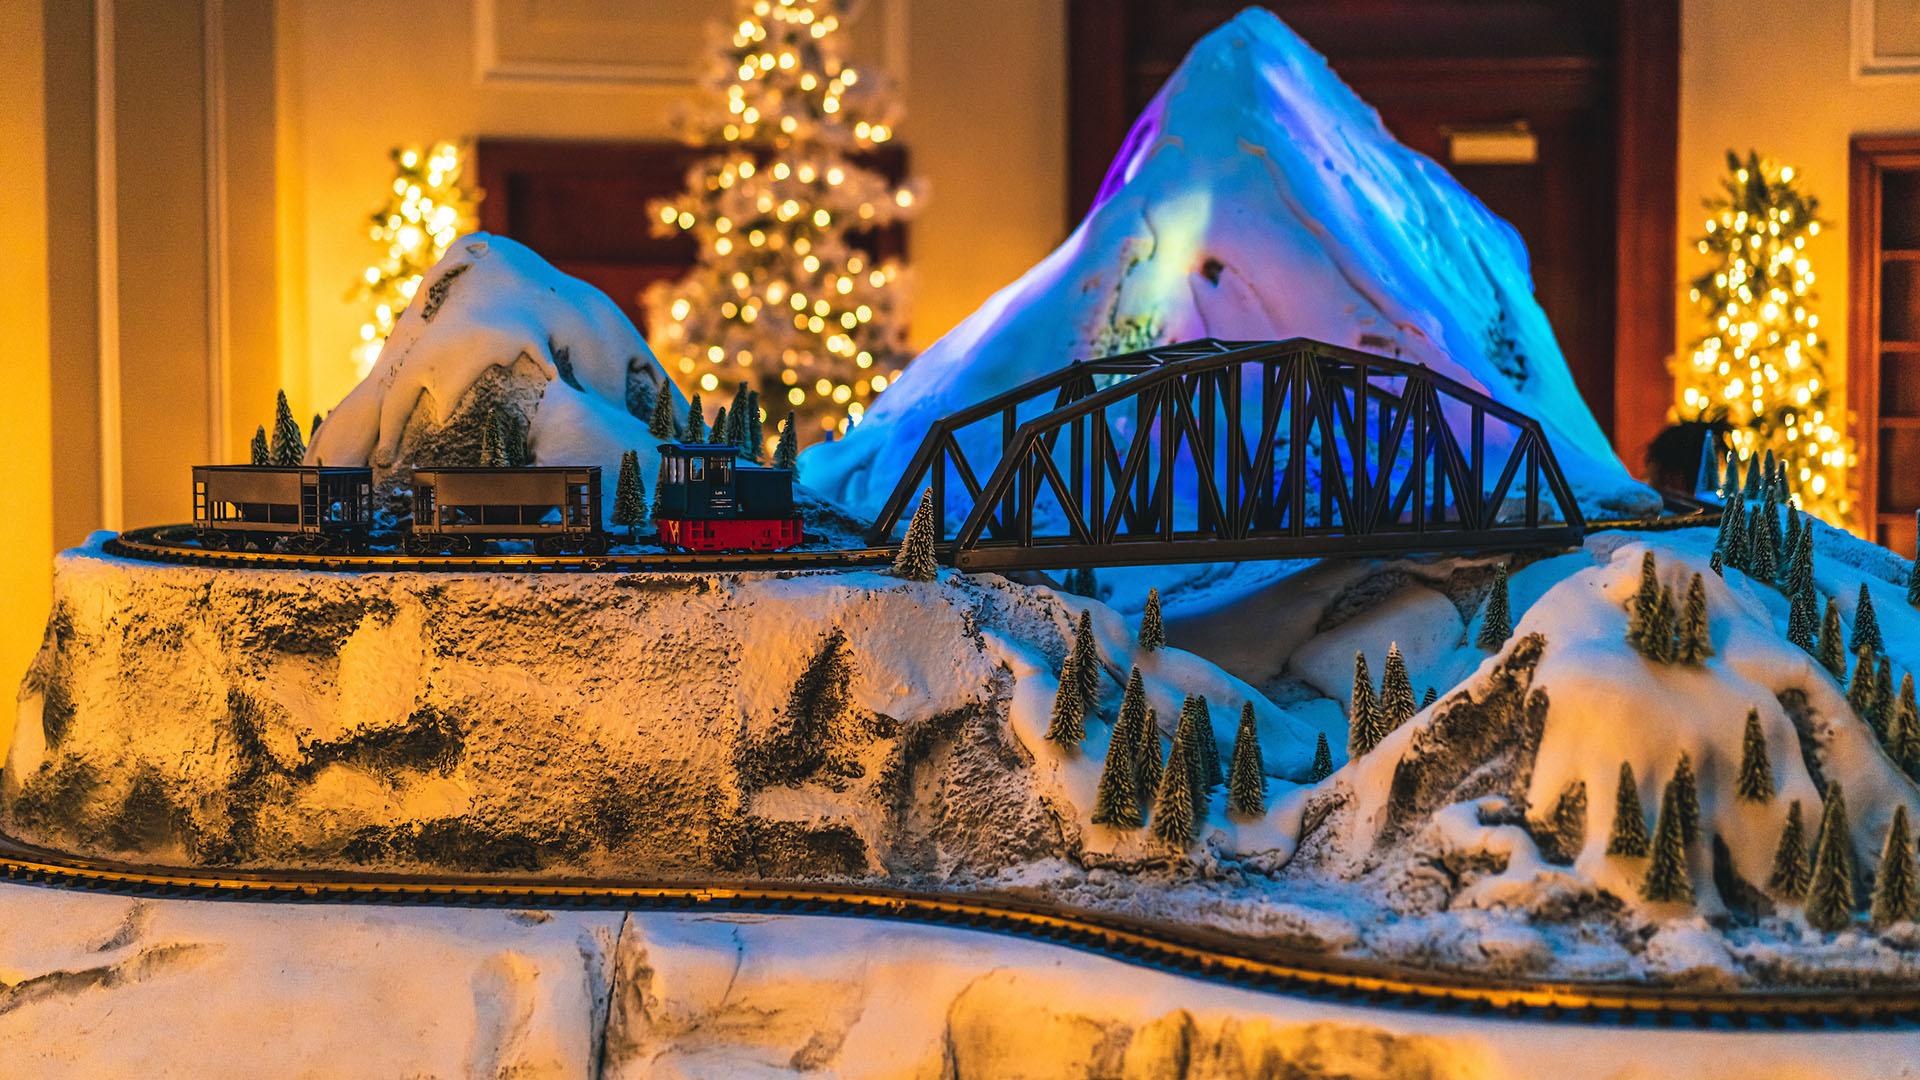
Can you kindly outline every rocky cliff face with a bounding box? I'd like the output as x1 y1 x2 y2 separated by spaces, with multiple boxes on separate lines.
4 540 1296 882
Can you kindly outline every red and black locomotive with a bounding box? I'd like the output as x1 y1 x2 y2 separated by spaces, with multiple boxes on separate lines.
652 442 805 552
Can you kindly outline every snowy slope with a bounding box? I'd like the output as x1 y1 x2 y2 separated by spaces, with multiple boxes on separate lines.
803 7 1656 531
306 233 683 528
2 886 1917 1077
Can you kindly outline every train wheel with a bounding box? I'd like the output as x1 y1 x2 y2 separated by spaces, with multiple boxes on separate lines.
199 532 225 551
582 534 610 556
534 536 562 557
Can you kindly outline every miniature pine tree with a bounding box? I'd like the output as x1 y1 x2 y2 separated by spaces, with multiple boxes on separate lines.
1115 667 1148 778
1875 657 1896 740
1627 551 1662 655
269 389 305 466
1672 752 1700 841
1640 780 1694 904
1850 647 1882 735
1736 708 1774 802
310 413 323 440
1675 574 1714 666
1226 702 1266 818
891 492 939 582
650 458 668 523
1698 437 1721 496
1150 734 1197 847
1380 643 1417 733
1744 449 1764 501
773 413 800 469
1806 783 1858 932
1073 610 1100 712
1173 695 1210 814
1194 695 1223 789
1606 762 1650 857
1090 722 1142 828
1783 505 1802 580
1138 587 1166 651
1769 800 1812 899
1348 651 1382 756
1787 576 1819 654
1421 686 1438 709
711 405 730 446
1787 519 1815 603
1891 673 1920 778
1760 448 1777 497
1721 498 1749 573
741 389 764 462
1710 495 1738 575
648 383 679 441
1872 805 1918 929
1045 653 1086 746
249 425 269 465
1718 450 1741 502
684 393 707 442
1852 584 1884 657
1135 706 1164 807
1762 488 1784 581
1651 584 1678 664
611 450 647 539
1306 731 1333 782
1476 564 1512 649
1746 491 1778 584
1818 597 1848 679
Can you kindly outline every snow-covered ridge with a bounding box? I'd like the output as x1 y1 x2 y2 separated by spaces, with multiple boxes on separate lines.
804 6 1656 530
306 233 685 529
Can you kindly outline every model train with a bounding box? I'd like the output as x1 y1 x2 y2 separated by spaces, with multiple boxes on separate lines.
191 442 803 555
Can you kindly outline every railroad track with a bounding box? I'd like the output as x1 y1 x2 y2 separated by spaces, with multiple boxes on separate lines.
105 510 1720 575
105 525 896 573
0 836 1911 1029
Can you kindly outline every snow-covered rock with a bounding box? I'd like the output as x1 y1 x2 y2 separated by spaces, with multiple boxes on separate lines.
4 538 1314 881
3 884 1916 1078
804 7 1657 538
306 233 683 529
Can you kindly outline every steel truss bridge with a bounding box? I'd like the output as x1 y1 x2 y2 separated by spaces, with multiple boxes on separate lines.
868 338 1587 572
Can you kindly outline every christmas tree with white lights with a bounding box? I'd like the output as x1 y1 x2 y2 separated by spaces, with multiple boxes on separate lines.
1672 150 1853 524
350 141 480 377
645 0 918 452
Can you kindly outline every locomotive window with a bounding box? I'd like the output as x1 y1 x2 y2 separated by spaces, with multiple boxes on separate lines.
712 459 731 483
689 458 705 481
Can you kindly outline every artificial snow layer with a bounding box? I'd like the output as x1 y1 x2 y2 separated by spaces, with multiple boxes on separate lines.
2 885 1918 1078
803 6 1656 535
306 233 684 528
5 538 1322 882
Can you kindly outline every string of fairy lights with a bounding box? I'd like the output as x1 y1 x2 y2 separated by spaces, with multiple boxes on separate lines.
644 0 918 448
1674 151 1853 525
351 141 478 377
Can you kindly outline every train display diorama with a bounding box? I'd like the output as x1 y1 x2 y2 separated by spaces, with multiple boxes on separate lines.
191 442 804 556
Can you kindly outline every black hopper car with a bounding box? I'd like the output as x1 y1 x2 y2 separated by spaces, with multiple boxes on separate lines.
192 465 374 552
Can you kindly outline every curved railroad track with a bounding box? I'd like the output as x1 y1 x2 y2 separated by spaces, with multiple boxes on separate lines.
0 834 1910 1029
105 509 1720 575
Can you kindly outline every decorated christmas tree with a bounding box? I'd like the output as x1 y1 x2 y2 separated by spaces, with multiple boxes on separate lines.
1671 151 1852 525
645 0 919 448
350 141 479 377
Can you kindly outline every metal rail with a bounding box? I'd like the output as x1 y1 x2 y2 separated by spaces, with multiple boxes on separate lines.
104 525 896 574
0 836 1910 1028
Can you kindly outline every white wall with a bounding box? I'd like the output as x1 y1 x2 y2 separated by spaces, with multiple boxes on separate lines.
276 0 1067 418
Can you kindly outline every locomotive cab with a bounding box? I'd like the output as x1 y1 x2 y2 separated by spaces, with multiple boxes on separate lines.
655 443 802 553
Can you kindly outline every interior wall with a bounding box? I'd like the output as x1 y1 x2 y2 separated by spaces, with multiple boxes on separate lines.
1678 0 1920 454
278 0 1068 420
0 0 55 693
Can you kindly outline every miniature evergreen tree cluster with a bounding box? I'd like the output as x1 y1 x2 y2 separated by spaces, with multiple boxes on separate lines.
1606 755 1705 905
1094 680 1248 851
1624 553 1713 666
1711 449 1804 581
1348 644 1424 758
256 390 305 467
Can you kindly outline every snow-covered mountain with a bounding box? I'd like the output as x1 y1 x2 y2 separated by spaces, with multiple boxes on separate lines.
307 234 682 527
803 7 1656 530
